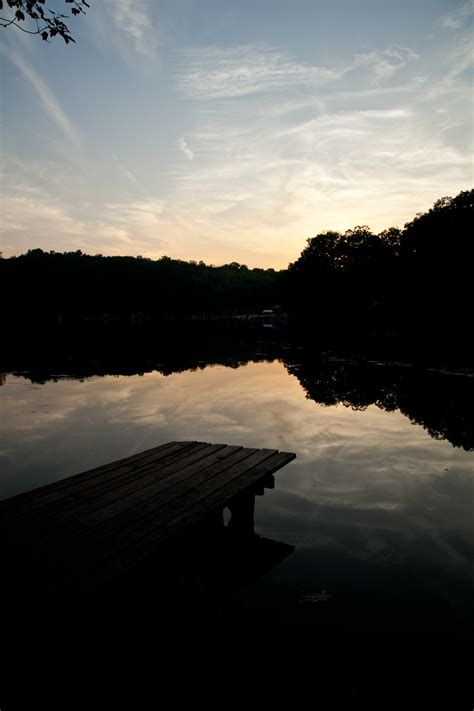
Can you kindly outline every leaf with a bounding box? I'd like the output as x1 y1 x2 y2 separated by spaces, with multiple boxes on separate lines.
15 9 25 21
41 30 48 40
298 589 331 604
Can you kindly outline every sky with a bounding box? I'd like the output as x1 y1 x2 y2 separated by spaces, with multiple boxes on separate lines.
1 0 472 268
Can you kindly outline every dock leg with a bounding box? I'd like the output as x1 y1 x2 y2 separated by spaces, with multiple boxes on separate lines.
227 492 255 538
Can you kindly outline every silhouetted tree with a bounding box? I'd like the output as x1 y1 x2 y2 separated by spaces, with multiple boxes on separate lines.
0 249 282 328
398 189 473 349
0 0 89 43
287 189 473 353
2 189 472 361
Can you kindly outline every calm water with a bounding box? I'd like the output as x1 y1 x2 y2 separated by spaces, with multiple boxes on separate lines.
1 353 473 628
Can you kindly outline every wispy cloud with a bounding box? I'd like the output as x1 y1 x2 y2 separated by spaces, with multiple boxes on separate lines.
167 39 470 265
351 45 419 84
422 33 473 108
441 0 474 30
0 179 168 258
177 44 342 99
104 197 165 229
2 20 471 269
4 47 82 155
111 153 150 194
106 0 157 58
119 166 140 185
178 137 194 161
0 190 86 255
177 43 418 100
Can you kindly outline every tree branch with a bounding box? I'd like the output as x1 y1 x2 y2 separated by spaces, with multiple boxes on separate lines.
0 1 88 42
0 15 48 33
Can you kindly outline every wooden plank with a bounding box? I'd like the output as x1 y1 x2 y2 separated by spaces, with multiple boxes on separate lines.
1 442 297 596
119 450 294 554
0 440 182 510
69 445 254 546
21 442 216 529
0 440 190 517
69 449 295 589
1 441 200 524
16 443 234 546
166 451 296 538
75 444 243 528
12 446 254 575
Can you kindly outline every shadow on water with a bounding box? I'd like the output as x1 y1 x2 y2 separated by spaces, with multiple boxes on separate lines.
2 474 294 624
1 476 301 708
109 477 295 622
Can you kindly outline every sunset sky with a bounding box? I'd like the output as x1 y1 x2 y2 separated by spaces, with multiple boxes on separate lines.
1 0 472 268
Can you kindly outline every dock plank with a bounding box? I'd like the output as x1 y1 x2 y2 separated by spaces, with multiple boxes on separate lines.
75 444 243 529
0 441 197 520
12 442 218 533
62 446 256 553
1 441 296 596
12 443 235 547
68 449 295 589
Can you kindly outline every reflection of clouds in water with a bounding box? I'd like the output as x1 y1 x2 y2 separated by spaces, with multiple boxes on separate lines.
100 362 303 445
1 362 473 623
268 438 473 530
1 364 472 515
1 386 90 431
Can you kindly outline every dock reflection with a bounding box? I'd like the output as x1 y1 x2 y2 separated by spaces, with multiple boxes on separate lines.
122 474 294 621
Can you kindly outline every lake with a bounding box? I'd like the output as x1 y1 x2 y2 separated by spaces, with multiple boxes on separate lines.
1 346 473 630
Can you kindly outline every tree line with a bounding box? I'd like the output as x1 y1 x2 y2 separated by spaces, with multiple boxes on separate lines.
1 252 282 325
1 188 472 356
285 189 473 355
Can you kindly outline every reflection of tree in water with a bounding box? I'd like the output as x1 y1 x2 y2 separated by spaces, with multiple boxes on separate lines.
6 335 287 391
284 356 473 451
6 339 473 451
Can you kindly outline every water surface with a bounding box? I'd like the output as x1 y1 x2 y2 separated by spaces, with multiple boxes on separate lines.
1 355 473 628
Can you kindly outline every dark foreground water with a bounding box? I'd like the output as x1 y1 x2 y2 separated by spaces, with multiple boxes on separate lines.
1 347 473 632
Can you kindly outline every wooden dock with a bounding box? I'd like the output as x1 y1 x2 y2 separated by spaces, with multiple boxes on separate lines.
0 441 295 600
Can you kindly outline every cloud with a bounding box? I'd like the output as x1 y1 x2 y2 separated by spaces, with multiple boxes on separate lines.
177 44 342 99
111 153 150 194
107 0 157 58
422 34 473 108
4 47 82 155
441 0 474 30
167 35 470 265
120 166 140 184
178 137 194 161
177 43 418 100
2 29 470 270
104 197 165 230
351 45 419 84
0 167 166 258
0 190 87 255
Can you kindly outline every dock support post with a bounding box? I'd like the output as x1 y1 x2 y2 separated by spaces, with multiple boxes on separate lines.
227 492 255 538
